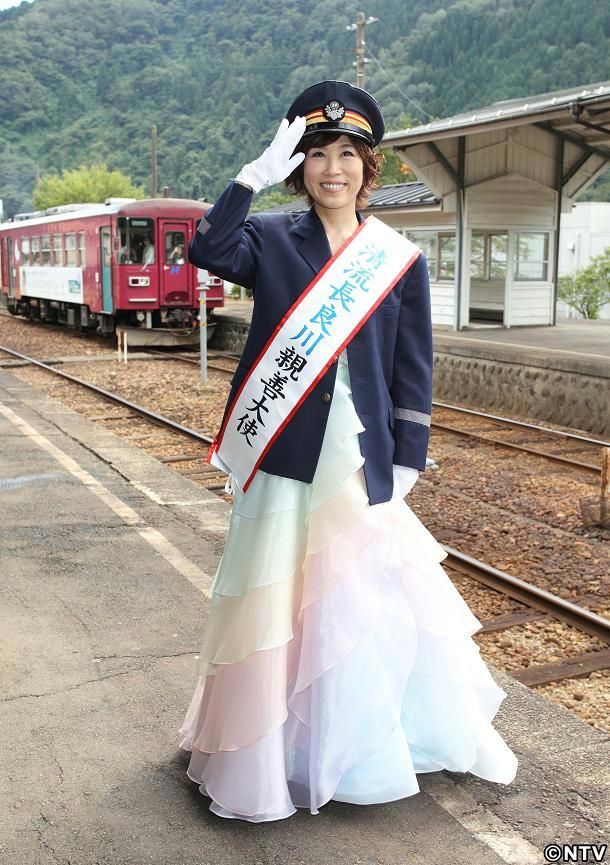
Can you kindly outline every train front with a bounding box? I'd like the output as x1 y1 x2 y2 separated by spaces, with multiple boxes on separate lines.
112 198 224 334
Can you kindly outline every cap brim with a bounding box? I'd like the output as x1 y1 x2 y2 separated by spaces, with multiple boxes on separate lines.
301 123 376 145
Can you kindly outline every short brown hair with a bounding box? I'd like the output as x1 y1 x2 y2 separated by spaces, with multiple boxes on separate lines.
285 133 384 209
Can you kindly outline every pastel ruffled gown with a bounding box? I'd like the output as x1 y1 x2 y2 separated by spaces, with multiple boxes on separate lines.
178 350 518 821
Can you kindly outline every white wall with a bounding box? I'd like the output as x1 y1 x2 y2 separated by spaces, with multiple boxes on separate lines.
557 201 610 320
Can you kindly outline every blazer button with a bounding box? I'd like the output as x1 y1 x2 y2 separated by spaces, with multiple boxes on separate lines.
321 392 331 402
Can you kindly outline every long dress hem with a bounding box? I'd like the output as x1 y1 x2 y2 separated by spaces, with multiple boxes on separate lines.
178 351 518 822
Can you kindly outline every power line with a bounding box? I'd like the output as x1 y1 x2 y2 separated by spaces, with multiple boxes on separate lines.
366 47 434 123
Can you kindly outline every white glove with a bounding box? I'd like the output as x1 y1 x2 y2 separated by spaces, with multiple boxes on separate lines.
234 116 307 194
392 464 419 500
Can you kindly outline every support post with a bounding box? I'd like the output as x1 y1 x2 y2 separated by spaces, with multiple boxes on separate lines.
552 135 565 326
117 329 128 364
151 125 158 198
455 135 466 330
199 285 208 384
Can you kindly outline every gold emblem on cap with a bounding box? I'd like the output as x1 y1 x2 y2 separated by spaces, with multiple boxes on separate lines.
324 100 345 121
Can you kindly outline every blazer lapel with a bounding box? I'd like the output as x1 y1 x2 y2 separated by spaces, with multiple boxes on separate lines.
291 206 367 276
292 207 331 275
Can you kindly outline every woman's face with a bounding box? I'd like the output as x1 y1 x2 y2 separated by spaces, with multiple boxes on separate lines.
302 134 364 213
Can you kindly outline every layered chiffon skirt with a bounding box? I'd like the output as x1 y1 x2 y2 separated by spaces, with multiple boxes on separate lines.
178 351 518 821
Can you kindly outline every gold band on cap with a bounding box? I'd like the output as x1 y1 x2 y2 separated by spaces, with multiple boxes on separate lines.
304 109 373 135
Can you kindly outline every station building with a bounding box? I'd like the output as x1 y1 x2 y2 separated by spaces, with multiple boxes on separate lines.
380 80 610 330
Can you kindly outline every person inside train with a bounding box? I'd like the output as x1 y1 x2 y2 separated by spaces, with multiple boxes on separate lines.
167 243 185 265
141 236 155 266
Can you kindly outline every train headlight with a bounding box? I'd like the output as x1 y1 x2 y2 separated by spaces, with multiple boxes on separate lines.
136 311 146 322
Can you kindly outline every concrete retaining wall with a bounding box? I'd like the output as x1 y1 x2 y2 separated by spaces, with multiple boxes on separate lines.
433 338 610 438
209 319 250 354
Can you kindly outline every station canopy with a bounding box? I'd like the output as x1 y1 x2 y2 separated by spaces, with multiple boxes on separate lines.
382 81 610 159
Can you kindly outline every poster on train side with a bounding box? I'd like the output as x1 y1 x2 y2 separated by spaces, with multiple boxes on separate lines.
19 267 84 304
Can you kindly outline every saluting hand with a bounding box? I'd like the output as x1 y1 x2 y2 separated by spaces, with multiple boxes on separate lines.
234 116 306 194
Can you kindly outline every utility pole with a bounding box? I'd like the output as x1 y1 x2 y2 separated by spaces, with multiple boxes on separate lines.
151 125 158 198
346 11 378 88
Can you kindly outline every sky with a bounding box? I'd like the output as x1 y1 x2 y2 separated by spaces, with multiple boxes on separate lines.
0 0 35 9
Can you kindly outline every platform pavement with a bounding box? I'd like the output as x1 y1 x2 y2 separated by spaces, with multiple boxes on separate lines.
0 366 608 865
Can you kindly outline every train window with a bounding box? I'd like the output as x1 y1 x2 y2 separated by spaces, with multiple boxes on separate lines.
65 233 77 266
165 231 186 265
102 231 112 268
31 237 41 265
117 217 154 264
52 234 63 266
78 232 86 267
41 236 51 265
21 237 30 265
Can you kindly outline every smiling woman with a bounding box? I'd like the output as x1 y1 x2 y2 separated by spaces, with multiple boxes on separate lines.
180 79 518 823
286 132 382 212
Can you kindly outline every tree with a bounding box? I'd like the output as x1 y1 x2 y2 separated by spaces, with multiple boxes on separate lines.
0 143 36 217
379 150 417 185
558 247 610 319
250 188 295 213
379 112 419 185
33 164 145 209
577 166 610 202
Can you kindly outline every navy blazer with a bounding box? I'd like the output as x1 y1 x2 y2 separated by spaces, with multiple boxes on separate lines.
189 180 433 505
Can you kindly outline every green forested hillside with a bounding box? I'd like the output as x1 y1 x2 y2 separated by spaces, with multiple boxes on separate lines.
1 0 609 216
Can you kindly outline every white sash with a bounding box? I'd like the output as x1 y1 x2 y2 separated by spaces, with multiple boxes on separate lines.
208 216 421 492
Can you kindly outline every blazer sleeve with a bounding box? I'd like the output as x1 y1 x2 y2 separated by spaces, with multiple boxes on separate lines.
188 180 264 290
389 252 433 471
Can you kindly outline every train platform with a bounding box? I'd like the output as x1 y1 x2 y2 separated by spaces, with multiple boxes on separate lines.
1 366 608 864
213 302 610 436
215 299 610 365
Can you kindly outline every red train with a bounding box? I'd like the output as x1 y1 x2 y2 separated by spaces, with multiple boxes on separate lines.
0 196 224 337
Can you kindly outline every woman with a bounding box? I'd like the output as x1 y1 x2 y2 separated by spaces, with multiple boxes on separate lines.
179 80 518 823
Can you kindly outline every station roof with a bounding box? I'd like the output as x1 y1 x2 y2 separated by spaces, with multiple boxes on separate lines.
262 181 440 214
382 80 610 157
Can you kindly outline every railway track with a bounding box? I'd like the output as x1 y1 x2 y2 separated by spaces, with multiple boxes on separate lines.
0 342 229 495
431 402 606 475
1 341 609 698
140 347 239 377
152 348 609 475
4 312 606 474
445 548 610 687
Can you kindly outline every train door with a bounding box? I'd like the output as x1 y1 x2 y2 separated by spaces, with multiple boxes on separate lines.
100 226 113 312
160 220 189 305
6 237 16 298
